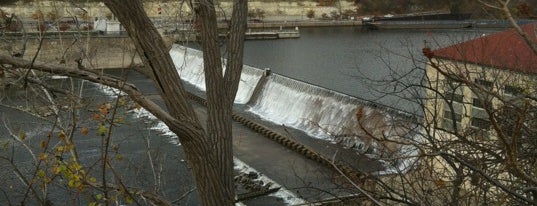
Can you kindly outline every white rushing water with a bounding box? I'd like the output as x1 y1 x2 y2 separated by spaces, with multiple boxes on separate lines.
169 45 264 104
169 45 414 156
96 83 306 205
247 75 365 140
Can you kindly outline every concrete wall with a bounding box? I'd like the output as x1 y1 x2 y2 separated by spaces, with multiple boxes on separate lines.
1 37 141 69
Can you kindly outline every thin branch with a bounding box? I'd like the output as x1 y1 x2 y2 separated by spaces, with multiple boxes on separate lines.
330 151 383 206
0 54 201 141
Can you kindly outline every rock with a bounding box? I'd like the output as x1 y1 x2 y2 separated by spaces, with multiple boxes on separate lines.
247 171 258 179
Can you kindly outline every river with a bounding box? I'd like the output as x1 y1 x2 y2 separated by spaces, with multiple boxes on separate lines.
172 26 502 156
201 26 500 113
0 26 504 205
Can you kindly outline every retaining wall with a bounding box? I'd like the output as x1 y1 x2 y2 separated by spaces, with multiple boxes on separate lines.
0 37 141 69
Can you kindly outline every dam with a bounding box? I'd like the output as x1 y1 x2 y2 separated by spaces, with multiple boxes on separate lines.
170 45 418 159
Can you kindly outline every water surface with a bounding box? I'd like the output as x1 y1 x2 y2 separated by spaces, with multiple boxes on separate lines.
238 27 499 112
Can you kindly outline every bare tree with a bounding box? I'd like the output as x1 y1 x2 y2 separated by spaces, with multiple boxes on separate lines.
352 2 537 205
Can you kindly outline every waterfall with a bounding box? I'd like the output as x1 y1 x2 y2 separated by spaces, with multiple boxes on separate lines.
247 75 371 149
169 45 264 104
169 45 413 155
169 45 206 90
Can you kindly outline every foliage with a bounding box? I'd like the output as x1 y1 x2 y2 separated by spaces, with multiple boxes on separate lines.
248 8 266 20
356 0 537 18
47 11 59 21
317 0 337 7
330 10 341 19
357 0 476 15
0 76 154 205
0 0 20 4
1 9 22 32
306 9 315 19
31 9 45 21
341 9 357 19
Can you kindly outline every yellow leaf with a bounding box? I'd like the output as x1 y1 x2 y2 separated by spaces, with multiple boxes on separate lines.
58 131 66 141
50 166 58 174
58 164 67 173
37 169 46 178
76 182 84 191
98 103 111 115
81 127 89 136
38 153 48 161
65 143 74 151
435 179 445 187
71 162 81 171
126 196 133 204
98 125 107 136
104 103 111 110
116 154 123 161
19 132 26 140
118 98 126 106
56 146 64 153
356 107 364 121
92 113 101 121
40 140 48 149
68 179 75 188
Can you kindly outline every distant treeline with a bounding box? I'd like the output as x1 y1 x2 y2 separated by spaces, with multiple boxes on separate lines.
357 0 537 19
3 0 537 19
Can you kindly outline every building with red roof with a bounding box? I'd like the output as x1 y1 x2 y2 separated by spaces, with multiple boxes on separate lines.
424 23 537 137
420 23 537 205
432 23 537 74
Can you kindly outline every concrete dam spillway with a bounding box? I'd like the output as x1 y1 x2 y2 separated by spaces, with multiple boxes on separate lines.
170 45 415 157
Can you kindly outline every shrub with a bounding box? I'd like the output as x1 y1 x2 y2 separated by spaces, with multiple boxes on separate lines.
306 9 315 19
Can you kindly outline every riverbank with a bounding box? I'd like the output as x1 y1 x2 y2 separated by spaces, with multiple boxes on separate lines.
0 1 354 22
3 0 534 33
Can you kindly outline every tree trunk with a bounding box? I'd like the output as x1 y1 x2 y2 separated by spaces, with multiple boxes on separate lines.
194 0 247 203
105 0 238 205
195 0 234 200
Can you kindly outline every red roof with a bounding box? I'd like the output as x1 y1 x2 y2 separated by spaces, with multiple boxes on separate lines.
432 23 537 74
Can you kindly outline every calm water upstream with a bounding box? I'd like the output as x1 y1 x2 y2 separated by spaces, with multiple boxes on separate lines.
237 27 500 113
